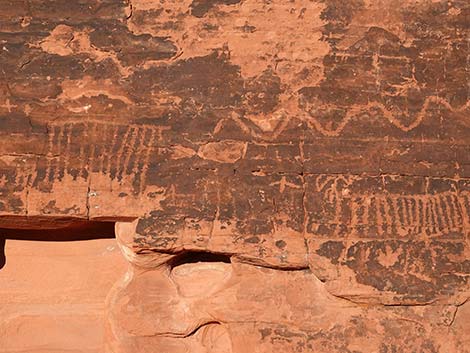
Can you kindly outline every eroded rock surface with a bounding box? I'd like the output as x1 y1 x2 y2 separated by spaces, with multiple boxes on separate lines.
0 236 127 352
0 0 469 351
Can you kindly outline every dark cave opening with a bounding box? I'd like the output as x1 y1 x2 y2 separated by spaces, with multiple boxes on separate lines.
169 250 232 270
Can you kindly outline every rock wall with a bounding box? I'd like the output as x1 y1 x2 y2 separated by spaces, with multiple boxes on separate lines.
0 234 126 352
0 0 469 352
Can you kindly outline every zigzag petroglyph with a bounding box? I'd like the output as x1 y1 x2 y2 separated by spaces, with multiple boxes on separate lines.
303 97 470 137
217 95 470 140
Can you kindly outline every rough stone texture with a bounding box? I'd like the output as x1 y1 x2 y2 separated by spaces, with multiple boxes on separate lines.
0 0 469 352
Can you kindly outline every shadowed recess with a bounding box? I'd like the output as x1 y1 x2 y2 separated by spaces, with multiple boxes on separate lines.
169 251 232 269
0 219 117 270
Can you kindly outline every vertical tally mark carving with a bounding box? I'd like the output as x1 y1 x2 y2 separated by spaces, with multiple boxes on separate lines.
38 121 160 193
115 125 133 181
315 176 469 238
140 127 157 190
88 122 99 173
353 193 466 236
45 125 59 183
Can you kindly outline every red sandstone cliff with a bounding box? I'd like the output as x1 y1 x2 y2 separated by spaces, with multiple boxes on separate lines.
0 0 469 352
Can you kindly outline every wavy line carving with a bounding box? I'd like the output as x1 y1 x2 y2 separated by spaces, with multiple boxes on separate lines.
216 96 470 140
303 96 470 137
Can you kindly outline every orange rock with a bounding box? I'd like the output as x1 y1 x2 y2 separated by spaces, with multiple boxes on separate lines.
0 0 469 351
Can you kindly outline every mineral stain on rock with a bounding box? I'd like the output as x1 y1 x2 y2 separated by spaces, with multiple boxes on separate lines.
0 0 469 352
190 0 242 18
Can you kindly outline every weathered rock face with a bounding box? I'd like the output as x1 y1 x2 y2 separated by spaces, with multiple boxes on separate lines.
0 0 469 351
0 235 127 352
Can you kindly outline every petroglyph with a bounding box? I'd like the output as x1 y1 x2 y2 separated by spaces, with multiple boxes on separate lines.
348 192 467 237
39 121 160 193
215 95 470 140
300 96 470 137
58 76 133 106
0 0 469 350
311 175 470 239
